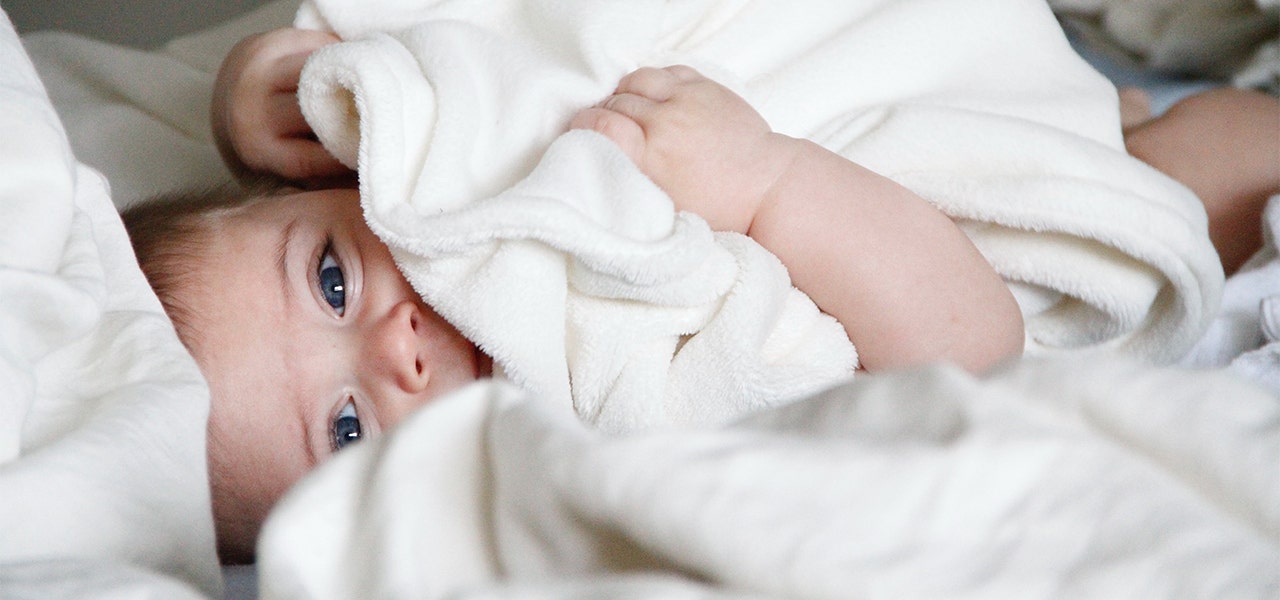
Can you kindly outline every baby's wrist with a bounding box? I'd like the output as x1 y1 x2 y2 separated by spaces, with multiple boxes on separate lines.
747 133 809 235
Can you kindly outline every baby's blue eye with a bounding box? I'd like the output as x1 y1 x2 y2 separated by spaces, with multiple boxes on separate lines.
318 249 346 316
332 400 361 451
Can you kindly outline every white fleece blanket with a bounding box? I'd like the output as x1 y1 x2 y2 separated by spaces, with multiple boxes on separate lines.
1182 195 1280 395
0 8 221 599
259 353 1280 599
294 0 1223 431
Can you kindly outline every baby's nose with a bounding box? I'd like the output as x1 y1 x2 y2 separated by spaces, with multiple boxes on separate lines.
370 300 433 398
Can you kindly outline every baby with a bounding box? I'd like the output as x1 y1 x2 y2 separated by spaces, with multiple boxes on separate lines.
129 27 1277 563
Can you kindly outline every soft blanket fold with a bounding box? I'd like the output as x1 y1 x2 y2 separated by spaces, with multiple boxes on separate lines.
295 0 1222 430
0 8 220 597
259 355 1280 599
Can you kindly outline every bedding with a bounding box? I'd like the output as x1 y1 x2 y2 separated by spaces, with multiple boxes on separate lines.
259 353 1280 599
0 0 1277 599
18 0 300 210
0 7 220 599
1049 0 1279 93
1182 196 1280 394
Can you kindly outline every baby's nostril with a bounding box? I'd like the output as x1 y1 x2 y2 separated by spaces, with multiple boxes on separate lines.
415 358 423 376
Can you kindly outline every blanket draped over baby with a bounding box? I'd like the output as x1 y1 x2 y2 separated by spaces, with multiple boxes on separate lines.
294 0 1222 431
259 356 1280 599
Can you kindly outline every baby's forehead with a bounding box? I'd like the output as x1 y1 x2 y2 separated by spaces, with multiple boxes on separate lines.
244 188 359 221
208 192 327 235
227 190 308 219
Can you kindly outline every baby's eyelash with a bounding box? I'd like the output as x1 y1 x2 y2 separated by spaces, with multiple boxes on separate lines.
313 235 335 278
330 398 362 452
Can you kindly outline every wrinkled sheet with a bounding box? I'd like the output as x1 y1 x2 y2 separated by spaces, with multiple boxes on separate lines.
0 7 221 599
260 353 1280 599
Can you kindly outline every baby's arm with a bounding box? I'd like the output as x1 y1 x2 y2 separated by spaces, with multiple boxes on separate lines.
571 66 1024 372
212 28 352 186
1123 87 1280 275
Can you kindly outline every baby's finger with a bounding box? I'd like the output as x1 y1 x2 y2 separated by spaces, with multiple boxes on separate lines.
256 28 340 96
269 51 311 93
569 107 645 164
614 67 679 101
664 64 703 83
600 92 659 123
274 138 351 181
267 92 312 136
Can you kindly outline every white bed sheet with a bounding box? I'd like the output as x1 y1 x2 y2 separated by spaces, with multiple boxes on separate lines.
0 6 221 599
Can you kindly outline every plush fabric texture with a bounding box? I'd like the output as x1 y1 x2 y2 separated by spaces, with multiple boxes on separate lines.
293 0 1222 433
0 7 221 599
1183 195 1280 394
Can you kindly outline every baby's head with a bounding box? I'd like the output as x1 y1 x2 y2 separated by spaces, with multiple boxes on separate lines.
123 185 489 563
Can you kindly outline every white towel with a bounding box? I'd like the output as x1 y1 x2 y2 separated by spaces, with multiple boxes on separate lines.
295 0 1222 431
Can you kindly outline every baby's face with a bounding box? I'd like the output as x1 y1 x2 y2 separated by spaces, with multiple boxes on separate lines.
186 188 490 556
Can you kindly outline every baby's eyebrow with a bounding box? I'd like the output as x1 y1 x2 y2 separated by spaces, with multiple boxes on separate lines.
276 216 301 304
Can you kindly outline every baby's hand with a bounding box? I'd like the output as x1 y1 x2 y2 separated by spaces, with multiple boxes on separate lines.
212 28 350 185
570 66 799 234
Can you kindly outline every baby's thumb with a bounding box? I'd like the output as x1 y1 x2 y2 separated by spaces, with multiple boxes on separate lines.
569 107 645 166
276 138 353 182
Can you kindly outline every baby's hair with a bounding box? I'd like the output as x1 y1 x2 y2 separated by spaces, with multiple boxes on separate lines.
122 180 286 349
